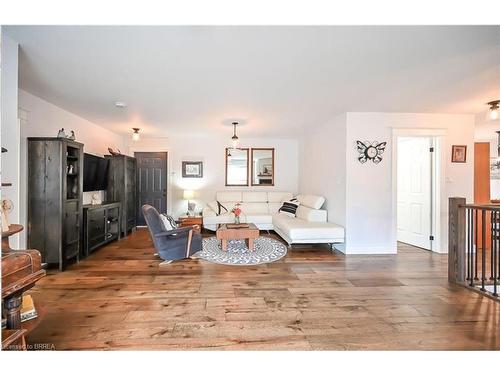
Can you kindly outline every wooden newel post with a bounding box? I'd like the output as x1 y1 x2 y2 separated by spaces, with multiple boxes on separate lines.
449 197 466 283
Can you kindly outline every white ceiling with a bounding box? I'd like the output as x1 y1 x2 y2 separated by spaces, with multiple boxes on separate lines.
5 25 500 138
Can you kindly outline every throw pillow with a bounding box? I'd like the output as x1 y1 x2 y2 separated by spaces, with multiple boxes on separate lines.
160 214 178 231
207 201 219 213
279 199 300 217
217 201 229 215
207 201 228 216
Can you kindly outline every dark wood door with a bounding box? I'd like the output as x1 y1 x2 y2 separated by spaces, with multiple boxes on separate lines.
135 152 168 225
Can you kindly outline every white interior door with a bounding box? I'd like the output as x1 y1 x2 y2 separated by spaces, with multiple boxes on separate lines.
397 137 432 250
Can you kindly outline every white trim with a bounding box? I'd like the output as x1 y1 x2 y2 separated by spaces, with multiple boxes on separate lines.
391 128 446 253
344 246 397 255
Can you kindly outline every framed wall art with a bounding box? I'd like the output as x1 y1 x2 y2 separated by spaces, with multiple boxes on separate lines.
451 145 467 163
182 161 203 178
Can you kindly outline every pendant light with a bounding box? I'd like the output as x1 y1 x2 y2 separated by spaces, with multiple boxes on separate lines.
488 100 499 121
231 121 239 149
132 128 140 141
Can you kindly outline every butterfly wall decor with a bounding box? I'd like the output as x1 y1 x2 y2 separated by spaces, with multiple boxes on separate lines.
356 141 387 164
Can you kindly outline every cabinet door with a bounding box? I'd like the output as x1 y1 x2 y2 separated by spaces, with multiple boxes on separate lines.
44 141 63 263
125 158 137 226
105 207 120 237
88 209 106 240
28 141 47 255
64 201 80 245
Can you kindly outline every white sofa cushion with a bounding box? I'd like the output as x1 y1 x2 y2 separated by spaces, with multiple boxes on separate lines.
240 202 269 214
241 191 267 202
245 214 273 225
268 192 293 203
297 194 325 209
273 213 344 241
216 191 242 202
296 206 327 222
268 202 282 213
203 212 237 225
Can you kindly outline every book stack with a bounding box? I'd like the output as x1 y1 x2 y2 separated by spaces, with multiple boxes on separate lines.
20 294 38 323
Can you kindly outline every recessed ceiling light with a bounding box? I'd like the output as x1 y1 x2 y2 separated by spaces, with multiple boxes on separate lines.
114 101 127 108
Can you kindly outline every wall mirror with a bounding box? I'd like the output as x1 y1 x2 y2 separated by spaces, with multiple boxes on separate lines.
251 148 275 186
225 148 249 186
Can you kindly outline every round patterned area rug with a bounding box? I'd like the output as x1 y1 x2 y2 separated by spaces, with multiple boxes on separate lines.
199 236 287 266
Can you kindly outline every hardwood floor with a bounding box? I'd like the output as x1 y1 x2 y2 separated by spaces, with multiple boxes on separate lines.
27 230 499 350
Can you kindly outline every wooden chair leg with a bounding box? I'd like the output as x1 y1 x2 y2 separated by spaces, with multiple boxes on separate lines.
186 229 193 258
3 292 23 329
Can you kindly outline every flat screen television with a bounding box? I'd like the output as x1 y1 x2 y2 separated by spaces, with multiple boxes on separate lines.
83 153 109 192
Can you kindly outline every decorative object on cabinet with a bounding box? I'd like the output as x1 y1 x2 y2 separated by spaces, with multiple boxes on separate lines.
182 161 203 178
27 137 83 271
91 192 102 205
69 130 76 140
105 154 137 236
451 145 467 163
251 148 275 186
82 202 121 257
107 147 121 156
1 198 13 232
57 128 66 138
356 140 387 164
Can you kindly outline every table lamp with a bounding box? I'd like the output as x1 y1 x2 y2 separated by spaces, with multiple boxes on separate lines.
183 190 195 216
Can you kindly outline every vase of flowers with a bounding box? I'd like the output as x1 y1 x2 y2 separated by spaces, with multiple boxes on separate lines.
232 204 242 224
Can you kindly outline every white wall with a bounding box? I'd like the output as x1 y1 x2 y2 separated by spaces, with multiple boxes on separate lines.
1 34 20 247
299 112 475 255
18 89 126 247
299 113 346 229
127 136 299 218
345 112 474 254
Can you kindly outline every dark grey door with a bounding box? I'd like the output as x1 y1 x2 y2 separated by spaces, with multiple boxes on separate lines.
135 152 168 225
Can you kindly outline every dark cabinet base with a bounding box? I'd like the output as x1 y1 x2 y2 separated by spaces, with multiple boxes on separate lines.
82 202 121 257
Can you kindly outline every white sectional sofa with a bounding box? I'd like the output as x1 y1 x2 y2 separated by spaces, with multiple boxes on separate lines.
202 191 345 246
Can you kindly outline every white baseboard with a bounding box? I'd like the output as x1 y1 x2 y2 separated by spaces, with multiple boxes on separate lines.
345 246 397 255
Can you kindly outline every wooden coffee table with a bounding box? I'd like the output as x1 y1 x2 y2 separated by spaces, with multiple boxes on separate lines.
216 223 259 251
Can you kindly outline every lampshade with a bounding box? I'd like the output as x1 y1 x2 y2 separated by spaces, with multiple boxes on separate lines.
183 190 194 200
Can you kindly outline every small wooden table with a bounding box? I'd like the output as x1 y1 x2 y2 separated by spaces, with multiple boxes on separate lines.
216 223 259 251
178 215 203 234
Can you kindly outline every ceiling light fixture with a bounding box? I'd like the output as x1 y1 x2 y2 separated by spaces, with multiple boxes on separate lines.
488 100 499 121
231 121 239 149
114 101 127 108
132 128 140 141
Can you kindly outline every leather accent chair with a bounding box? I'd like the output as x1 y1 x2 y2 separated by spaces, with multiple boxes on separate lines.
142 205 202 263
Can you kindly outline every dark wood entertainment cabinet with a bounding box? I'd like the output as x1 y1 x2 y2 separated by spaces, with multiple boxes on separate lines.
82 202 121 257
27 137 83 271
